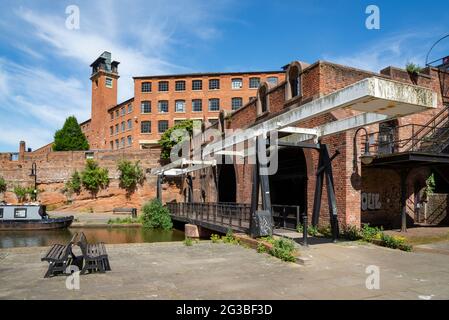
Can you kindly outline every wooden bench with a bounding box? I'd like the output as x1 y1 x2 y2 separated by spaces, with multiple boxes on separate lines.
113 207 137 218
78 232 111 275
41 233 78 278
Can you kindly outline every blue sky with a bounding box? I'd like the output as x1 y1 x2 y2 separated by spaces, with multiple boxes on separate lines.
0 0 448 151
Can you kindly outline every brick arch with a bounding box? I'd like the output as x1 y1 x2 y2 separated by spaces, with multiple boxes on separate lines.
285 61 309 101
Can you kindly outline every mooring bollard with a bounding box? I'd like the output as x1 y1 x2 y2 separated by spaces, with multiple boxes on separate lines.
302 214 308 247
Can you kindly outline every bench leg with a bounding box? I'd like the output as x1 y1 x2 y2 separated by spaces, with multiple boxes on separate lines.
44 262 55 278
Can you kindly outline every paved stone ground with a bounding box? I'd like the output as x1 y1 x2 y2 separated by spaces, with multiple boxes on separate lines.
1 241 449 300
50 212 131 226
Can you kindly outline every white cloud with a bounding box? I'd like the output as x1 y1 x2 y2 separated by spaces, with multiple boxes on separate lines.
323 32 439 72
0 0 234 151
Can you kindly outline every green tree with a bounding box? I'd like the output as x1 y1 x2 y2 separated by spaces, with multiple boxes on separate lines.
141 199 173 230
64 171 82 195
117 160 145 195
81 159 109 197
158 119 194 159
0 176 7 194
53 116 89 151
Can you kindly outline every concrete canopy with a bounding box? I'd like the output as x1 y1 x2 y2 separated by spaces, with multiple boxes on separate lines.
202 76 437 157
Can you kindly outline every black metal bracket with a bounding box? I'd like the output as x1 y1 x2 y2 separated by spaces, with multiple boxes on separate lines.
312 144 340 242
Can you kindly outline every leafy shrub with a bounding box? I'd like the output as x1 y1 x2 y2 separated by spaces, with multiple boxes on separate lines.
296 224 320 236
360 224 382 242
81 159 109 197
257 242 268 253
380 234 412 252
259 236 276 245
341 225 362 241
117 160 145 195
13 186 30 202
0 176 7 194
222 229 239 245
141 199 173 230
53 116 89 151
64 171 82 195
318 225 333 238
158 119 193 159
406 62 422 75
269 238 297 262
210 234 221 243
184 237 194 246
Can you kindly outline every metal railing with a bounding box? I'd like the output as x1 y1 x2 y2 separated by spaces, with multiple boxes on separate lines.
272 205 301 229
166 202 252 230
363 122 449 156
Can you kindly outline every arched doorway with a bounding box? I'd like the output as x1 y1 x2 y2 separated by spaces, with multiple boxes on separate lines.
269 147 307 228
218 164 237 203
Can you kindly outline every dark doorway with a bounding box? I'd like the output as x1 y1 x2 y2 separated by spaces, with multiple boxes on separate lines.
269 147 307 228
218 164 237 203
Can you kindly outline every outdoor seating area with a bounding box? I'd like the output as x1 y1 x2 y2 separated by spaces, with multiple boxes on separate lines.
41 232 111 278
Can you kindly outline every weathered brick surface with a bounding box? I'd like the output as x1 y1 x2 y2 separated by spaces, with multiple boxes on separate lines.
191 61 447 228
0 148 182 212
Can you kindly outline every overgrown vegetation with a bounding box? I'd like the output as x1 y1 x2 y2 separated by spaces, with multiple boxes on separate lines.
296 223 320 237
53 116 89 151
158 119 194 159
64 171 82 196
141 199 173 230
269 238 297 262
117 160 145 195
81 159 109 197
13 185 36 203
107 217 141 225
380 233 412 252
184 237 196 246
425 173 436 198
210 234 221 243
222 229 240 245
0 176 7 194
406 62 422 75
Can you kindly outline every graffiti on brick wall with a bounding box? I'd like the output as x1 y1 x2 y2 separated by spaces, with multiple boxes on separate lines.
361 193 381 211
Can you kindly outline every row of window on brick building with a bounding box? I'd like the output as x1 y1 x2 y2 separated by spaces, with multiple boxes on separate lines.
139 97 248 114
110 97 249 121
110 136 133 150
140 77 278 93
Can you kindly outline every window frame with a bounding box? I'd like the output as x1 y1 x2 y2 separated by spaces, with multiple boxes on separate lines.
231 97 243 110
14 208 27 219
208 98 220 112
231 78 243 90
158 100 169 113
192 80 203 91
249 77 261 89
141 101 151 114
175 80 186 92
141 82 152 93
209 79 220 90
141 121 151 134
158 81 169 92
175 100 186 113
105 77 113 88
192 99 203 112
158 120 169 133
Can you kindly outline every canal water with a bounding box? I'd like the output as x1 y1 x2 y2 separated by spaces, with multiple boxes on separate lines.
0 227 185 249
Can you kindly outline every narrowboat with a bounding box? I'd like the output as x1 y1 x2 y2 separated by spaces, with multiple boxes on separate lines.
0 205 73 230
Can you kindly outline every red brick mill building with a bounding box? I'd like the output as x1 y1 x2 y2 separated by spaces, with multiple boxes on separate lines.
155 58 449 233
2 52 449 233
